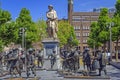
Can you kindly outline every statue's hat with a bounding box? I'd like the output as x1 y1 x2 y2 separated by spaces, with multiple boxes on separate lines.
48 5 53 8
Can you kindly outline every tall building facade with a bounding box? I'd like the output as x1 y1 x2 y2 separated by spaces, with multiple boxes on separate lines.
68 0 115 51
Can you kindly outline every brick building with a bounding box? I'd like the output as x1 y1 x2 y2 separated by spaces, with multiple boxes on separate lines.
68 0 115 51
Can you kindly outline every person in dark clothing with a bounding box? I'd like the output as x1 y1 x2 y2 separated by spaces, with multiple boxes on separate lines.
97 50 107 76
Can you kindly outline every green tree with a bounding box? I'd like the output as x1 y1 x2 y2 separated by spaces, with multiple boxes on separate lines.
16 8 40 48
112 0 120 60
35 19 47 46
0 21 17 45
0 9 14 51
87 22 102 49
112 14 120 42
0 39 4 52
114 0 120 46
0 9 11 25
115 0 120 16
57 20 78 48
88 8 111 50
97 8 111 49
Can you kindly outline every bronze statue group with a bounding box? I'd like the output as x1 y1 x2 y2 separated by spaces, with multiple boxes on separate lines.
60 47 108 76
0 48 42 78
82 48 108 76
0 47 109 78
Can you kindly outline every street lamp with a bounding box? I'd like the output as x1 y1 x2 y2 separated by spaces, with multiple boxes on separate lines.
19 28 27 49
19 27 27 71
108 22 114 61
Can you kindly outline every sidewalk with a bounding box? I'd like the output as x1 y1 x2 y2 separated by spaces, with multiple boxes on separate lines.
110 59 120 69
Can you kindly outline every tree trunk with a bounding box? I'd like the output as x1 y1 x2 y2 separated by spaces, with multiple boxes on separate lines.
116 39 119 61
103 43 107 52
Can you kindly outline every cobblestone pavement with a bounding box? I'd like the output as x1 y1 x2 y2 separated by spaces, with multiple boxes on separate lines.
107 65 120 80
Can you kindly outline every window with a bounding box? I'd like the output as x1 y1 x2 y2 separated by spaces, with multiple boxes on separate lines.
83 33 85 36
74 26 80 30
72 16 85 22
82 16 89 18
83 26 86 30
83 32 89 37
82 26 90 30
86 26 90 30
87 32 89 36
91 16 98 18
82 16 90 20
83 39 87 43
82 20 90 22
75 32 80 37
91 16 99 21
78 26 80 29
72 16 81 22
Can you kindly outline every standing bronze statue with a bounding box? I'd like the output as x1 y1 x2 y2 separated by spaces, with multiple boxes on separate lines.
46 5 58 39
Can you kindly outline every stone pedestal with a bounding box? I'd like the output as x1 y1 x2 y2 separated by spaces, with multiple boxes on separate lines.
42 38 61 69
42 38 59 59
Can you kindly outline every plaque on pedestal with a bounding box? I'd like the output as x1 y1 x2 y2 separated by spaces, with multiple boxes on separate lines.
42 38 59 59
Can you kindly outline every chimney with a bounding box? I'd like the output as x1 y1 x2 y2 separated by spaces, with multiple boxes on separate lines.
68 0 73 25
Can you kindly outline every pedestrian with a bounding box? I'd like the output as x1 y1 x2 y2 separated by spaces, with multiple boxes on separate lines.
97 50 107 76
106 51 111 64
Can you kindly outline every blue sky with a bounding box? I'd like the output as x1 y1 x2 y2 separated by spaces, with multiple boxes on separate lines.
1 0 116 21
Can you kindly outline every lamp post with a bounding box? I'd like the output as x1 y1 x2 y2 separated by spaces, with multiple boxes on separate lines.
108 22 114 61
19 28 25 49
19 27 27 71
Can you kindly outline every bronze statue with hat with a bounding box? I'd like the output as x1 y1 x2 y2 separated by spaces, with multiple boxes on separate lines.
46 5 58 39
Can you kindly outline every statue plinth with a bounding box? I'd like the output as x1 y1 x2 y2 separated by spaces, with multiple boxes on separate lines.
42 38 60 69
42 38 59 59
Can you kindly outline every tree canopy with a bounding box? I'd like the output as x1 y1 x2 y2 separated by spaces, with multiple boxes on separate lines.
57 20 78 47
16 8 40 48
0 9 13 51
88 8 111 49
